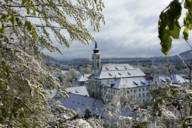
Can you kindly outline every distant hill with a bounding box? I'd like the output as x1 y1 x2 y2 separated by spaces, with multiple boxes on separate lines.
179 50 192 60
42 50 192 66
42 55 61 65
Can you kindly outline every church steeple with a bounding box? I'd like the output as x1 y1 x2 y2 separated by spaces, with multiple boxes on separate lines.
93 42 99 53
92 42 101 74
95 42 97 49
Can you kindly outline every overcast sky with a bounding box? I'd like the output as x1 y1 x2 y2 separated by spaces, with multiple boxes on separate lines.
45 0 191 60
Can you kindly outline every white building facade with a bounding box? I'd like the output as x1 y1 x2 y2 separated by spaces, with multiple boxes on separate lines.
87 43 154 104
87 64 154 104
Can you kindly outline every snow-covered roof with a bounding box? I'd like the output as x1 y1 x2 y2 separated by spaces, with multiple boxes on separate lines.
171 74 188 83
105 77 149 89
66 86 89 96
155 74 188 84
77 74 91 82
158 75 171 83
102 64 135 71
97 64 145 79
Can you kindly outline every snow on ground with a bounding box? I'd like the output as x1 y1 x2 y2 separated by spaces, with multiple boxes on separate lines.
54 93 105 117
63 118 103 128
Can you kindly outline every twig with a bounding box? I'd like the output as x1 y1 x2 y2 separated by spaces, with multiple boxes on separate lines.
4 24 65 29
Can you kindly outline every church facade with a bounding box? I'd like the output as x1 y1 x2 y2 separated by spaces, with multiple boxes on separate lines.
87 43 155 104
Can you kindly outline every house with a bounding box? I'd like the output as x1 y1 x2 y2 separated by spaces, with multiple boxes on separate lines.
87 42 153 104
77 74 91 86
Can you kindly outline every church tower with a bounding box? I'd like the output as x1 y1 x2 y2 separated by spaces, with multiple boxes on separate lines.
92 42 101 74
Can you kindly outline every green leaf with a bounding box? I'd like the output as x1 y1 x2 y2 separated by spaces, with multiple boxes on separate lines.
161 40 172 55
160 31 172 55
10 15 16 28
24 21 32 31
169 21 180 38
158 0 182 55
184 11 192 30
183 27 189 41
15 17 23 26
24 21 38 40
185 0 192 10
0 22 4 33
31 29 38 40
168 0 182 19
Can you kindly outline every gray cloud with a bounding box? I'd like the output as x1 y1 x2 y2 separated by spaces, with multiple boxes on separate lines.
45 0 191 60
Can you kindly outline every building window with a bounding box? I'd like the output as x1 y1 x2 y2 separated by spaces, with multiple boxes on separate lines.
110 95 112 100
139 94 141 97
143 93 145 97
97 62 100 67
108 73 112 76
111 84 115 88
134 89 136 93
139 88 141 91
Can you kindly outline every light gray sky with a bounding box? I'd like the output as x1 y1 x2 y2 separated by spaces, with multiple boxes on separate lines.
45 0 191 60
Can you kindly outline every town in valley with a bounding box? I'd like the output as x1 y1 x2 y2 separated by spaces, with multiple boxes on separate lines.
45 42 191 128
